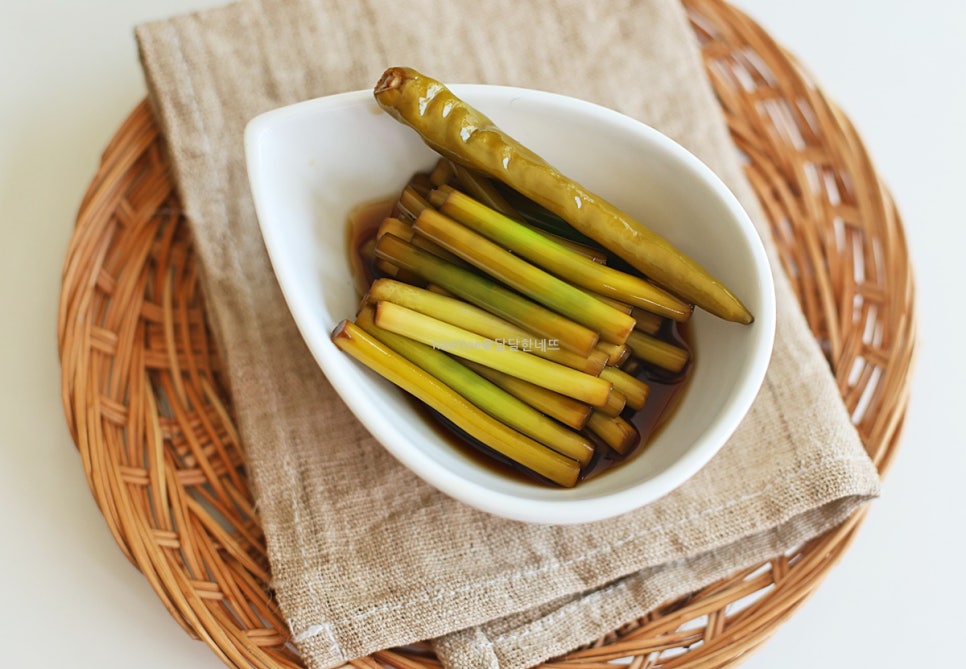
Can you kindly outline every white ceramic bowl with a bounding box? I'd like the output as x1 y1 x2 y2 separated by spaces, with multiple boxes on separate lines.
245 85 776 524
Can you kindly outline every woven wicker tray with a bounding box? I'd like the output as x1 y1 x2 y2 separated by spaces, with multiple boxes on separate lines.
57 0 917 666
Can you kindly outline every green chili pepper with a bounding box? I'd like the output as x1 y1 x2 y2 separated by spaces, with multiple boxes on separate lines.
373 66 753 324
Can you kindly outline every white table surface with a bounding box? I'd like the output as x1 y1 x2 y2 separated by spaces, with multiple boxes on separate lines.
2 1 963 667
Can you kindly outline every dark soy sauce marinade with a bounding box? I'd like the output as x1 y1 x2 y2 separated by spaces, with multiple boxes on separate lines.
346 197 693 486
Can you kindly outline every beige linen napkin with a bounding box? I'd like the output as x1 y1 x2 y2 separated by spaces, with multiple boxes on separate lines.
135 0 881 667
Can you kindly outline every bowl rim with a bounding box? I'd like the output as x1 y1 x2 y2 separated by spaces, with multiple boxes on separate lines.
245 84 777 524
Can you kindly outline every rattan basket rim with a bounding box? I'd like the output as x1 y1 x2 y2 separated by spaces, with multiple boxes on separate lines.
57 0 917 667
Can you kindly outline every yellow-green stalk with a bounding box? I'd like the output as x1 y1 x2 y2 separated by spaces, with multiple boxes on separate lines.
631 307 664 335
369 278 607 375
463 361 593 430
595 341 630 367
626 330 690 373
431 186 693 321
374 233 599 356
412 208 636 344
331 320 579 486
586 412 640 455
599 367 650 411
373 301 613 408
355 307 594 465
396 186 432 220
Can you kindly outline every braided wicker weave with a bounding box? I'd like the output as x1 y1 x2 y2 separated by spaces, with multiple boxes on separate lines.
57 0 916 666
